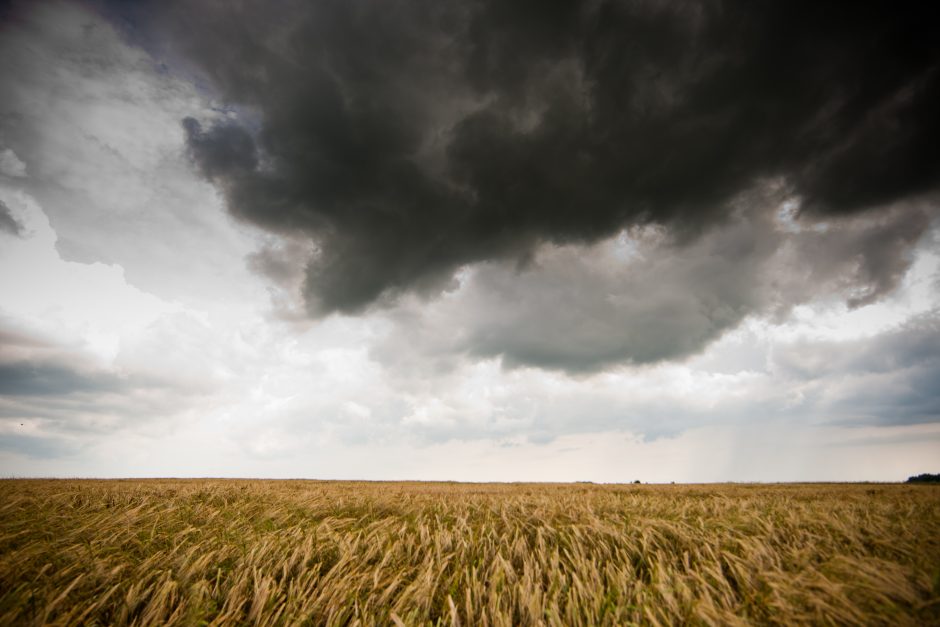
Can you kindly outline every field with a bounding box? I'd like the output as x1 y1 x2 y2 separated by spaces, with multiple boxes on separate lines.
1 480 938 625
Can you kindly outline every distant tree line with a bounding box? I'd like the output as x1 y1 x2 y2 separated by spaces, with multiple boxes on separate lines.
906 473 940 483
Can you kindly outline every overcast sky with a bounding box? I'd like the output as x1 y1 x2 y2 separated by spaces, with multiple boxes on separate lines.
1 0 938 481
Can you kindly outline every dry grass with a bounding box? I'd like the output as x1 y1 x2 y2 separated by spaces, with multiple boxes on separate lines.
1 480 938 626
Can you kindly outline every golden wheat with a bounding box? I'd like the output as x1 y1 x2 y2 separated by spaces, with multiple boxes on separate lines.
1 480 938 625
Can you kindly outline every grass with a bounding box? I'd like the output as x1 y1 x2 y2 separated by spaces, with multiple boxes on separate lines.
1 480 938 625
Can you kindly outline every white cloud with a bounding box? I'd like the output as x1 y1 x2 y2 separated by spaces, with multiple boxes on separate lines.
0 190 181 362
0 0 266 312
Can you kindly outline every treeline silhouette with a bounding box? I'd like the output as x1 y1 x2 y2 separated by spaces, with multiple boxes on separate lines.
906 473 940 483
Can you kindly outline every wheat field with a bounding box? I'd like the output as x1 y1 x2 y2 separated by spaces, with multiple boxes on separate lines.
0 480 938 626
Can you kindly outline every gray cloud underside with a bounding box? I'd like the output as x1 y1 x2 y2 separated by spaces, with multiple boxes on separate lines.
445 310 940 445
0 322 208 440
772 313 940 426
0 361 125 397
358 309 940 449
373 200 935 373
137 0 940 317
0 357 210 462
0 200 23 236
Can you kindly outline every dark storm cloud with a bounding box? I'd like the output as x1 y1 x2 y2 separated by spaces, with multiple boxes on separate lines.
0 200 23 236
125 0 940 314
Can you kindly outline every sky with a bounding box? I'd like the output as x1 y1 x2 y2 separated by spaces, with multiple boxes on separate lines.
0 0 938 481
